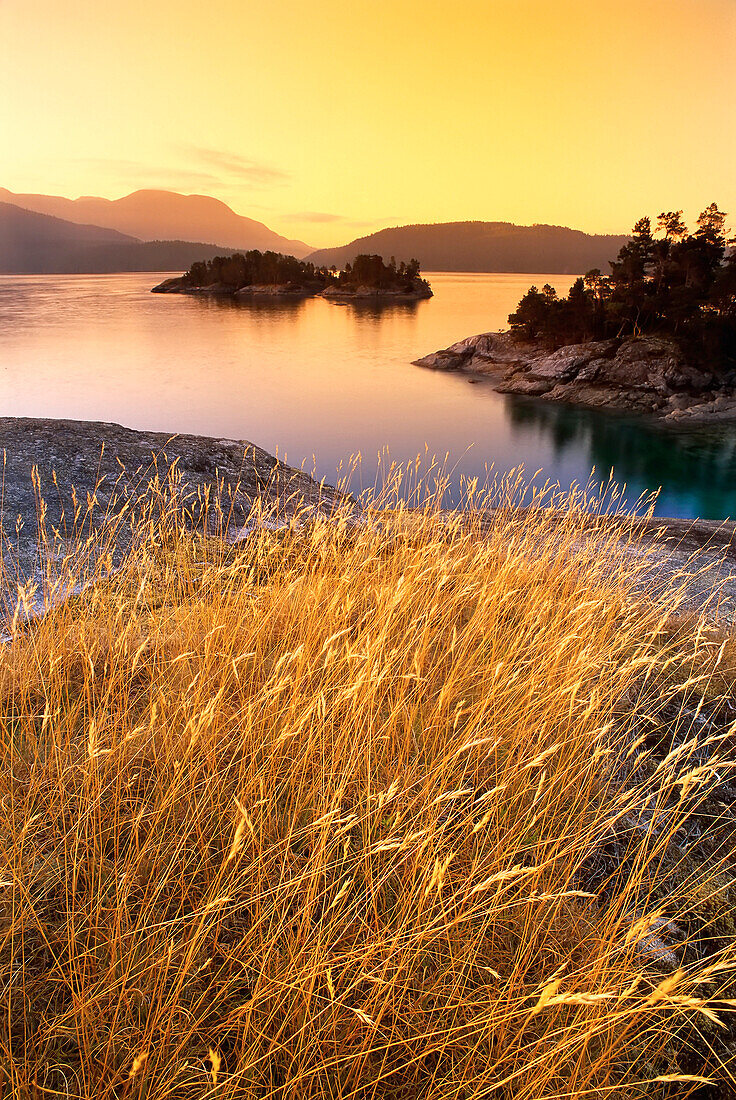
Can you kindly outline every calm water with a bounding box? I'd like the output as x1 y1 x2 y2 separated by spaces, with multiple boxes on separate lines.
1 271 735 519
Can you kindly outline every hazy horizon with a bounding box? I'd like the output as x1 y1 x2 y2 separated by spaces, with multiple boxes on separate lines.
2 0 735 248
1 183 641 253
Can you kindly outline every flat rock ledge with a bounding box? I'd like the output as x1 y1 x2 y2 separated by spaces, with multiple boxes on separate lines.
0 417 343 594
414 331 736 424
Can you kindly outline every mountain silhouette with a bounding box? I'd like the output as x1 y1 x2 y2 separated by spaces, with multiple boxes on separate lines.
0 202 135 272
0 187 311 258
308 221 630 274
0 202 234 273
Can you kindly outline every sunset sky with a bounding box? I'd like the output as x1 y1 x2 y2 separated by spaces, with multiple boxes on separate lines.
2 0 735 248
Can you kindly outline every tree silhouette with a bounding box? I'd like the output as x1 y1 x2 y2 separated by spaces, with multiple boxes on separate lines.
180 251 429 295
508 203 735 374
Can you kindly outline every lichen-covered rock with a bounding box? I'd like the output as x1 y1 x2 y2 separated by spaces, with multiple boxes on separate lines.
526 341 617 382
414 331 537 372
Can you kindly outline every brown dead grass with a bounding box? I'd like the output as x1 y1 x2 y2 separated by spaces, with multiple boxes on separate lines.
0 469 732 1098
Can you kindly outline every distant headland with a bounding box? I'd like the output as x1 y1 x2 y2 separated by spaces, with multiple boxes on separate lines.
415 204 736 424
152 251 433 301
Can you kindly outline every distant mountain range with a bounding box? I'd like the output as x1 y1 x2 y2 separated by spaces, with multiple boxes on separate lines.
0 189 632 276
0 187 311 259
307 221 631 274
0 203 234 274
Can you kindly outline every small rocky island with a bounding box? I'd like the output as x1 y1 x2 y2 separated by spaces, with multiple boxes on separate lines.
416 204 736 424
322 255 432 301
153 250 432 301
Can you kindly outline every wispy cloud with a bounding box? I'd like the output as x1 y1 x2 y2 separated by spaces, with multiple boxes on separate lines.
181 146 291 187
74 158 225 190
71 148 291 194
282 211 399 227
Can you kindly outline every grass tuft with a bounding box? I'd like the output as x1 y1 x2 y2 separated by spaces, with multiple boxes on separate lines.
0 465 733 1097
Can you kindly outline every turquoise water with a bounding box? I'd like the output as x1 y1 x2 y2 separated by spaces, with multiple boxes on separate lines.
0 271 734 519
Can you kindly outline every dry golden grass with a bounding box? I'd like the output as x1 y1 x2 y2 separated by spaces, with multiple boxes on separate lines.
0 467 734 1098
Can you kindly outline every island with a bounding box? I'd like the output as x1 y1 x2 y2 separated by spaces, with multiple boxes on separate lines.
151 250 329 298
415 204 736 423
152 250 432 300
322 254 432 300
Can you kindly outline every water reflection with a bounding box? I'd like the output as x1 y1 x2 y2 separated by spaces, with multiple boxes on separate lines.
187 293 425 323
1 271 735 520
505 393 736 517
323 298 425 319
187 294 310 323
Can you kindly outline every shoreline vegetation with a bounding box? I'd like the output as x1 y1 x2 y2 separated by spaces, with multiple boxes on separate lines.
152 250 433 301
2 417 735 615
3 430 736 1093
415 204 736 423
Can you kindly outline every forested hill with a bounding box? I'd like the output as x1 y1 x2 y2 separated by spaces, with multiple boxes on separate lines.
308 221 630 274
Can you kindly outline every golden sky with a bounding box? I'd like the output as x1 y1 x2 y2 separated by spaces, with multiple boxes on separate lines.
2 0 735 247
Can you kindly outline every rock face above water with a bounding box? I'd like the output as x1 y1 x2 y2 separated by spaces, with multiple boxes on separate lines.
151 276 323 298
152 276 433 301
414 331 736 423
233 283 322 298
0 418 342 592
322 278 433 301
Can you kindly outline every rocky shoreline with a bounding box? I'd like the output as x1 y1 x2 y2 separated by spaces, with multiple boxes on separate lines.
414 331 736 424
322 279 433 301
151 277 324 298
152 275 433 301
0 417 343 599
2 416 735 625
